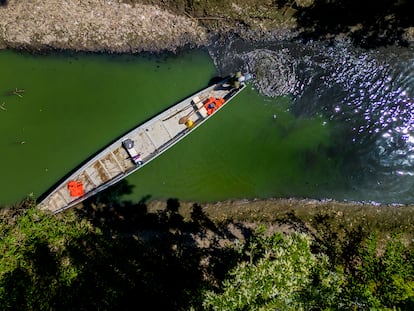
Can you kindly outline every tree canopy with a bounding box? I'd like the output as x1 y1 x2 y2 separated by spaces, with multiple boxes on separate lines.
1 198 414 310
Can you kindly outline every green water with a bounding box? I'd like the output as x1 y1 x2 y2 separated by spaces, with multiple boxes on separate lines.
0 49 342 206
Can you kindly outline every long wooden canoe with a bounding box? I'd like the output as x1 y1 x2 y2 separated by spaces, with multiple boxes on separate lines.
38 73 249 214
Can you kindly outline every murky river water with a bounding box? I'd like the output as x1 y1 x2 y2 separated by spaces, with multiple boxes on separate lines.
0 40 413 206
210 38 414 204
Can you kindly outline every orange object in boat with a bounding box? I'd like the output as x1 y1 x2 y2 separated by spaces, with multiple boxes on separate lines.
204 97 215 106
68 180 84 197
215 98 225 108
204 97 225 115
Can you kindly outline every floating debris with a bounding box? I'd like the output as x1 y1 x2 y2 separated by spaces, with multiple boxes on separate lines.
0 102 6 111
13 88 25 98
4 88 25 98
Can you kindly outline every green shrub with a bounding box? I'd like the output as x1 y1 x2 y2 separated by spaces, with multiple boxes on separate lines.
202 228 343 310
0 202 97 310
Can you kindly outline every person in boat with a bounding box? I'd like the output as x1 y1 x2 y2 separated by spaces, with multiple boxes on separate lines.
231 71 246 89
133 153 143 166
208 102 216 109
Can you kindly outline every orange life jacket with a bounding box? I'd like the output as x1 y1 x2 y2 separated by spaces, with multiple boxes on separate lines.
68 180 84 197
204 97 225 115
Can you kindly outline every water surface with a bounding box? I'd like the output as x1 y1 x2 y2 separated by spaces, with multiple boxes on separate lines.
2 42 413 206
0 49 338 205
212 39 414 204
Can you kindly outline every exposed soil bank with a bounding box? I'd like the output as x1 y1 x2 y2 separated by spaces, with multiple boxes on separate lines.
0 0 298 53
74 197 414 246
0 0 208 52
0 0 413 53
146 198 414 229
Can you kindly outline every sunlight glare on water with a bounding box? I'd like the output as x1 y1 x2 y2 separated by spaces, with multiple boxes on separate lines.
1 41 413 206
219 40 414 204
0 49 339 206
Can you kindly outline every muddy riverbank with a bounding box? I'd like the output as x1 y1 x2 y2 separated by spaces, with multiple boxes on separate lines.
0 0 208 52
2 0 412 53
0 0 299 53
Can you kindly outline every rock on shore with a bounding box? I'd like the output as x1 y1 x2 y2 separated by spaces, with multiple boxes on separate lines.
0 0 208 52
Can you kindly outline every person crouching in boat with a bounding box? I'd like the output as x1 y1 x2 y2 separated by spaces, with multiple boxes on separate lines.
133 153 143 166
231 71 247 89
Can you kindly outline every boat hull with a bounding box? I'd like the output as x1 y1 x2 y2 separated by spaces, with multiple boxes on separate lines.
38 75 247 213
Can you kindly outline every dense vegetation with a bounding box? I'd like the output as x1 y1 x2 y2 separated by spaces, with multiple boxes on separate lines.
1 193 414 310
203 228 414 310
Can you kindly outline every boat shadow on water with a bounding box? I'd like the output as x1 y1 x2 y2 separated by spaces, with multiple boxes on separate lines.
208 76 225 86
37 72 250 214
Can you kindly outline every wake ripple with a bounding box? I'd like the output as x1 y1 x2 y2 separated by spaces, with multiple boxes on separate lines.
210 39 414 204
241 49 298 97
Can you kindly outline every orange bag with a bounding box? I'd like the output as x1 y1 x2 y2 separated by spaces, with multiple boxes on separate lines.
68 180 84 197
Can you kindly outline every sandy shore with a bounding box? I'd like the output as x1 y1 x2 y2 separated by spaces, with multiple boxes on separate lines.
0 0 208 52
